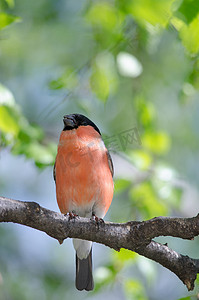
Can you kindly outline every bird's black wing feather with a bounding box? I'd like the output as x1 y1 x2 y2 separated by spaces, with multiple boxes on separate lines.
107 151 114 177
53 159 56 182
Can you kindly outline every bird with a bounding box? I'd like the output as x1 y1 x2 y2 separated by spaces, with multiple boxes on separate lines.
54 113 114 291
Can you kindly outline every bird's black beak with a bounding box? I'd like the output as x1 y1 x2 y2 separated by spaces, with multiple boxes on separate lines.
63 115 77 130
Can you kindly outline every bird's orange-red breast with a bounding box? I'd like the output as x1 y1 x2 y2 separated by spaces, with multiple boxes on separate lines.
54 114 114 291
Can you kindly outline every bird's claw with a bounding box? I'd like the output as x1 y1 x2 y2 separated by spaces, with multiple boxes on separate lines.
91 213 104 225
65 211 79 221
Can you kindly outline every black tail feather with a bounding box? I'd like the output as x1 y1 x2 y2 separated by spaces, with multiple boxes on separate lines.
75 248 94 291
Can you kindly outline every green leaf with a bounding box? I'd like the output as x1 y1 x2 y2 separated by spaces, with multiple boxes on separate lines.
124 279 147 300
90 52 118 102
170 16 185 31
176 0 199 24
113 248 137 263
86 2 121 30
0 13 21 30
0 84 56 167
180 15 199 55
0 83 20 139
140 102 155 126
90 67 110 102
49 68 78 90
12 142 56 167
5 0 15 8
130 182 168 219
114 178 132 193
128 0 174 28
18 124 44 144
129 149 152 170
142 131 171 155
196 273 199 285
0 105 19 136
85 2 124 49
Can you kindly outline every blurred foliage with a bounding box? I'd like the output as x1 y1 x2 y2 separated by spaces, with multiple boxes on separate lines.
0 0 199 299
0 83 56 167
0 0 20 29
0 12 20 29
124 279 147 300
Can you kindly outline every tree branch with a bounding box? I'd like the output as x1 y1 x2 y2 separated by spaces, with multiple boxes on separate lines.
0 196 199 291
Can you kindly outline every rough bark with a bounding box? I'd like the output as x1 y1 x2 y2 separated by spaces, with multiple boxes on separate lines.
0 196 199 291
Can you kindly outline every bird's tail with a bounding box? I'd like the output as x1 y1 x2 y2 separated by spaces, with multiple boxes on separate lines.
75 248 94 291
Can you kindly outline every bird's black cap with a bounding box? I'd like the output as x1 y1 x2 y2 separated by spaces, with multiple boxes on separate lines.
63 114 101 135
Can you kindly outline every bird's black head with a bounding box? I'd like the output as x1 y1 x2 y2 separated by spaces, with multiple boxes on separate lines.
63 114 101 135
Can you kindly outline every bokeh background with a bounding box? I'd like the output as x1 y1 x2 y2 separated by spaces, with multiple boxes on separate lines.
0 0 199 299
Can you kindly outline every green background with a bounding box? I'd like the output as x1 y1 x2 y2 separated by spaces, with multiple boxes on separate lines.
0 0 199 299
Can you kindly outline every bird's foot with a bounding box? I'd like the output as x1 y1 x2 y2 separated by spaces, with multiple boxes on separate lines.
91 213 104 225
65 211 79 221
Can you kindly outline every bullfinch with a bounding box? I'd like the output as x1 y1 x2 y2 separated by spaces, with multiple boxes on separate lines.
54 114 114 291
